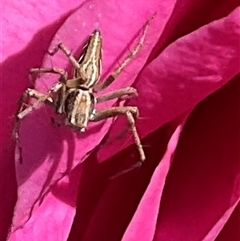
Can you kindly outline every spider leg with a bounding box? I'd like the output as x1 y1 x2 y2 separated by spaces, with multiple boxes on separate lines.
13 87 56 163
16 89 53 119
30 67 67 80
96 87 138 103
17 83 63 120
48 43 80 70
65 77 86 88
90 106 145 162
93 15 153 92
17 67 69 120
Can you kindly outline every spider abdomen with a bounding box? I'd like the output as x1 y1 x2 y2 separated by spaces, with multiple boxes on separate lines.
64 89 95 131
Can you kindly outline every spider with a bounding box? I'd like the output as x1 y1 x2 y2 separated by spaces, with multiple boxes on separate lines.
16 18 153 165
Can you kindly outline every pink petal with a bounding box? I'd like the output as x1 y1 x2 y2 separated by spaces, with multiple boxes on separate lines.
8 0 172 237
202 198 239 241
98 7 240 161
122 124 185 241
215 201 240 241
1 0 82 61
9 192 75 241
67 119 184 240
3 0 239 240
1 0 84 239
152 76 240 240
66 75 239 240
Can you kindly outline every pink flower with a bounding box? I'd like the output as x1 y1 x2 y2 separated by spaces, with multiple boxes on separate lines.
1 0 239 240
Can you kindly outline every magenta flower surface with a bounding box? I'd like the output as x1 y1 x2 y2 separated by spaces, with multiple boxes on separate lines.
1 0 239 240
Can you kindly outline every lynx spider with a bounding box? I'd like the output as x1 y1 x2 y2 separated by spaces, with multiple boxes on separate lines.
16 17 154 167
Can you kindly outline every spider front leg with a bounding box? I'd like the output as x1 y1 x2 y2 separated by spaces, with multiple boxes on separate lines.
48 43 81 71
90 106 145 162
93 15 153 93
48 43 94 88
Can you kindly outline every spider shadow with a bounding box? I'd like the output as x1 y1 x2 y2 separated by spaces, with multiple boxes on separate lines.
0 2 94 238
13 104 105 231
50 121 178 241
1 12 74 241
